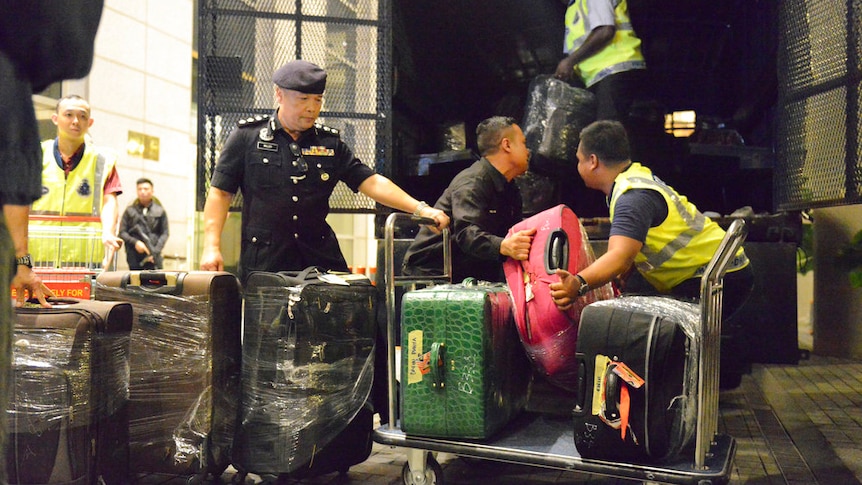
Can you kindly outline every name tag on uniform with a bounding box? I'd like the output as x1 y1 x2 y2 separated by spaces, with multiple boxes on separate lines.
257 141 279 152
303 146 335 156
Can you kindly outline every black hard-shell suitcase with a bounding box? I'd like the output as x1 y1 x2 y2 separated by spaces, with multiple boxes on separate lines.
573 296 701 463
7 298 133 484
232 267 376 478
94 270 242 479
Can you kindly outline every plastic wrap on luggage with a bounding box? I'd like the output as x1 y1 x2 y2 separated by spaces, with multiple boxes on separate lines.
7 315 130 485
10 320 130 425
237 283 374 473
505 208 614 391
522 74 596 174
583 296 701 456
92 282 239 473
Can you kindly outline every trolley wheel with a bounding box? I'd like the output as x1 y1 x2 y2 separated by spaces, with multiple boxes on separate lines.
401 453 443 485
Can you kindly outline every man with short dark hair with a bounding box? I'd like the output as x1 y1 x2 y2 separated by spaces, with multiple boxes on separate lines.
200 59 449 282
549 120 754 387
31 95 124 270
402 116 536 283
551 119 752 307
119 177 169 270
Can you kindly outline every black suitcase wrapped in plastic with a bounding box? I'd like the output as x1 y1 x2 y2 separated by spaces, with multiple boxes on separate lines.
233 267 376 478
521 74 596 175
7 298 132 484
94 270 242 480
573 296 701 463
518 74 600 217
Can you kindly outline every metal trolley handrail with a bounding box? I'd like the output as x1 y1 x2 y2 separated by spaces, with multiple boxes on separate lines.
695 218 747 469
384 212 452 429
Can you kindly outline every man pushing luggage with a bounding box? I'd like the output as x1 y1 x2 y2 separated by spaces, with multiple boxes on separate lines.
550 120 754 388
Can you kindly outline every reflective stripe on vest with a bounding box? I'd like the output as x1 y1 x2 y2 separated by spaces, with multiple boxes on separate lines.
609 163 729 291
564 0 646 87
30 141 115 267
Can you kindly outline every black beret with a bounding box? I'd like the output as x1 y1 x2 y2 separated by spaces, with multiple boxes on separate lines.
272 60 327 94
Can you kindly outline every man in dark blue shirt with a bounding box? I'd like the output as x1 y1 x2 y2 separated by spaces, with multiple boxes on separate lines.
402 116 536 283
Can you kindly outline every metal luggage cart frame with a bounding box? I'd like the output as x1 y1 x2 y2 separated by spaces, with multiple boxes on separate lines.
26 215 117 299
373 212 747 485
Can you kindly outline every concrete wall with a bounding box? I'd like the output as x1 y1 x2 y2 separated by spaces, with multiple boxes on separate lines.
64 0 197 270
812 205 862 359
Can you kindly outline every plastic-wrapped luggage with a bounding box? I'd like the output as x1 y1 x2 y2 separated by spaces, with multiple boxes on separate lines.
504 205 614 391
94 270 242 479
573 296 701 463
518 75 601 217
7 298 132 485
400 279 530 439
521 74 596 175
232 267 376 478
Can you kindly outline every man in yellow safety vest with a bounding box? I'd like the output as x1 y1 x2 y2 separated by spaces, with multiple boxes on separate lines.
30 95 124 270
555 0 648 126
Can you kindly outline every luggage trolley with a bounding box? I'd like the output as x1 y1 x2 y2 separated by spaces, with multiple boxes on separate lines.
26 215 118 300
373 212 747 485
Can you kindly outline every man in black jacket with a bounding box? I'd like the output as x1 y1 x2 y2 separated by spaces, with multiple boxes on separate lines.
1 1 104 480
119 178 169 269
402 116 535 282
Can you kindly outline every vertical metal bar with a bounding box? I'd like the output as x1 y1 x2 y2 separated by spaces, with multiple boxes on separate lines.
695 219 746 469
383 213 452 430
845 0 860 200
295 0 302 59
385 213 398 429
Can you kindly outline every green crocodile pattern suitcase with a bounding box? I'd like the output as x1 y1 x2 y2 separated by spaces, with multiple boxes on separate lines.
400 279 529 439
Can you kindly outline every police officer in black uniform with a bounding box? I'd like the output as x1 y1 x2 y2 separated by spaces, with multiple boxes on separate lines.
200 60 448 282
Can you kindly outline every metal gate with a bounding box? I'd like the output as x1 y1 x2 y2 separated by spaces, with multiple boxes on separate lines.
196 0 392 212
776 0 862 211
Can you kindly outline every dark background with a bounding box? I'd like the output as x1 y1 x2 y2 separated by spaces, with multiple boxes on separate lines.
390 0 778 218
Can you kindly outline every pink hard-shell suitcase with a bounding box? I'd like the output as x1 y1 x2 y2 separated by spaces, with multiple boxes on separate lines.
503 204 613 390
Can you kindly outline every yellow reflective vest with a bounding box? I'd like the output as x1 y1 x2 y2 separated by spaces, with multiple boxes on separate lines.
30 140 118 267
564 0 646 87
609 163 746 292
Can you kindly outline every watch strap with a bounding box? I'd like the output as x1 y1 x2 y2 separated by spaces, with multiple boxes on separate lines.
575 273 589 296
16 254 33 268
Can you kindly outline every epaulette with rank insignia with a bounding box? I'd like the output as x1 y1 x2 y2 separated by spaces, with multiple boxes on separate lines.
314 122 340 136
237 114 270 127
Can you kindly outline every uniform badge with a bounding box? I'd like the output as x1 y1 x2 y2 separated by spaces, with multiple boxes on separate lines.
302 146 335 156
257 141 279 152
259 127 274 141
77 180 92 197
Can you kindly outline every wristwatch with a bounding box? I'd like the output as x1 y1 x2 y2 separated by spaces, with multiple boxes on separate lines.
575 274 590 297
16 254 32 268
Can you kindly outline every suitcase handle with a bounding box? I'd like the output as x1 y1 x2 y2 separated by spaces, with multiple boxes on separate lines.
121 271 186 294
574 354 587 413
429 342 445 389
544 229 569 274
24 297 82 307
601 364 622 425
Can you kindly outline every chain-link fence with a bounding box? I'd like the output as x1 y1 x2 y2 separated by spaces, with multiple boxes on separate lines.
775 0 862 211
197 0 392 212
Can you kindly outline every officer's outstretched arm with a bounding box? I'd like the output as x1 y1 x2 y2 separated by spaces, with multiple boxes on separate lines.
358 174 450 231
200 186 233 271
